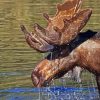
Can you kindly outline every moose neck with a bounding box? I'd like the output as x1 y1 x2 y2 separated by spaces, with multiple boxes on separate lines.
69 30 97 51
46 30 97 60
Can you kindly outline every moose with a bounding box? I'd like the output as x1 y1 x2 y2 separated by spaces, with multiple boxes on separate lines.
21 0 100 94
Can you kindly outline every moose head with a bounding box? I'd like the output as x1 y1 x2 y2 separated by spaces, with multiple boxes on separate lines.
20 0 100 89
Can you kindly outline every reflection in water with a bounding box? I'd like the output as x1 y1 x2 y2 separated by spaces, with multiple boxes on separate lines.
0 0 100 99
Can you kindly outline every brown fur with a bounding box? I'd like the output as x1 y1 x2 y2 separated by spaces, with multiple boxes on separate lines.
31 31 100 89
21 0 100 95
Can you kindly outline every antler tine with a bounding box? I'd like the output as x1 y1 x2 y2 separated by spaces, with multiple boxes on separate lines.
34 23 63 45
27 35 54 53
34 23 47 35
20 25 54 52
20 25 38 42
25 32 54 53
33 23 50 39
43 13 51 22
20 25 38 43
29 32 41 43
20 25 30 35
74 0 83 13
56 3 62 11
33 23 55 44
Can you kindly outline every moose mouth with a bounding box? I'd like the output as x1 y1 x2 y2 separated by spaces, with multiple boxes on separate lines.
31 70 53 87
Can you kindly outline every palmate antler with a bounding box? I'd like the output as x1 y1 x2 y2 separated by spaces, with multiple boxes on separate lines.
21 0 92 52
33 0 92 45
21 25 54 52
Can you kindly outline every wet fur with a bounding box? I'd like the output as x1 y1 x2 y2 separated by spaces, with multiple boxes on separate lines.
31 30 100 92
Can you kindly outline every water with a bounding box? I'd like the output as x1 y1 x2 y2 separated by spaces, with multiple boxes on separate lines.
0 87 99 100
0 0 100 99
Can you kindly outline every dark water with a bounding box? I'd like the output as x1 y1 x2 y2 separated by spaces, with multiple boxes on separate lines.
0 87 99 100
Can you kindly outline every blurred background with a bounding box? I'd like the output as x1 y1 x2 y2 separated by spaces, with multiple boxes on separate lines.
0 0 100 90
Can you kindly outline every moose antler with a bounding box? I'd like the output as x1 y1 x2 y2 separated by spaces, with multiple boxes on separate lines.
21 25 54 52
33 0 92 45
21 0 92 52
